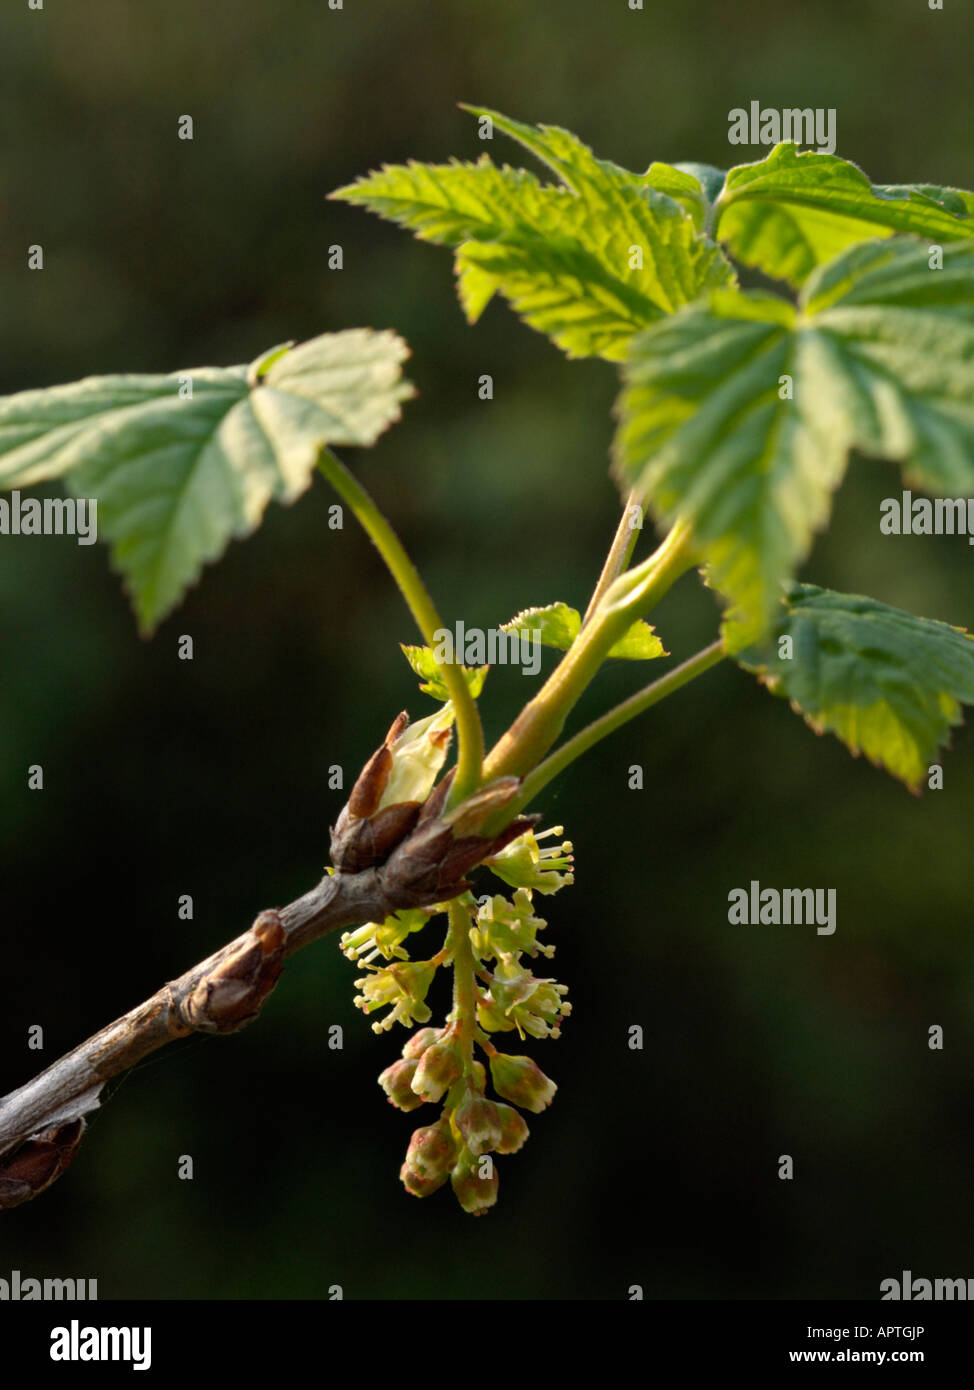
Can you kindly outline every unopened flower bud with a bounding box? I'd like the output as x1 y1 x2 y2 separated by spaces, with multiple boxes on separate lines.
400 1164 447 1199
377 1057 424 1112
401 1026 442 1060
494 1103 530 1154
450 1147 499 1216
401 1120 457 1198
454 1095 504 1156
488 1051 557 1113
410 1038 463 1103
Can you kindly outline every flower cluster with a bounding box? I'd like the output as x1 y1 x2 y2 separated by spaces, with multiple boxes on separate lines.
348 823 574 1214
380 1022 549 1214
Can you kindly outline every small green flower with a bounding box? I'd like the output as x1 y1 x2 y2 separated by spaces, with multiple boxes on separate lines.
486 825 574 895
340 907 436 963
354 959 437 1033
482 960 571 1040
488 1050 557 1113
476 996 518 1035
472 889 553 961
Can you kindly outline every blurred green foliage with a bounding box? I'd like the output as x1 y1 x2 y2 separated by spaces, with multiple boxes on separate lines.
1 0 973 1300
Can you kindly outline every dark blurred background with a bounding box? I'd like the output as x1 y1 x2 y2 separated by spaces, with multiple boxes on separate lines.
1 0 973 1301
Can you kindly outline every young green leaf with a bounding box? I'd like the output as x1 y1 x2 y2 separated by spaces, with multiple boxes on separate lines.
875 183 974 219
331 158 556 248
463 108 731 241
333 113 734 361
614 238 974 651
713 143 974 285
501 602 665 660
0 330 413 634
462 109 718 232
452 221 683 363
459 105 641 196
642 163 725 230
400 644 488 701
605 618 668 661
501 602 579 651
736 583 974 790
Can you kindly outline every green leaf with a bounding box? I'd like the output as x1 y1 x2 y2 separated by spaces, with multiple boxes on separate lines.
501 602 665 660
614 238 974 651
463 109 715 231
737 583 974 790
459 105 642 195
332 157 557 247
501 602 579 650
641 163 713 229
875 183 974 219
606 618 668 661
0 330 413 633
400 644 488 701
451 214 692 362
668 162 728 215
333 113 735 361
714 143 974 285
455 254 498 321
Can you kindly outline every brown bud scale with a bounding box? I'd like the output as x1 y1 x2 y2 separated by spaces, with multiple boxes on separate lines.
179 909 285 1034
0 1118 85 1210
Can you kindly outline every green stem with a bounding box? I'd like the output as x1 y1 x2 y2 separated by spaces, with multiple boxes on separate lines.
482 521 696 783
448 899 478 1077
580 491 642 628
595 519 693 615
317 449 484 802
511 639 726 814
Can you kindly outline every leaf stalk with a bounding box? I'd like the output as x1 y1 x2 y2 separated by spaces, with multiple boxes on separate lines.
317 449 484 802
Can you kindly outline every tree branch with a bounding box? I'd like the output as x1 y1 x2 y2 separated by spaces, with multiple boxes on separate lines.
0 870 403 1207
0 718 534 1210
